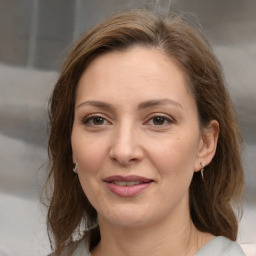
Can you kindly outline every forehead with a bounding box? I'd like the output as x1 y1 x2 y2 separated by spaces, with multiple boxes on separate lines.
76 46 193 107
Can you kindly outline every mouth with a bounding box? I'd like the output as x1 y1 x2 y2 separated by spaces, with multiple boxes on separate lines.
103 175 154 197
108 180 146 186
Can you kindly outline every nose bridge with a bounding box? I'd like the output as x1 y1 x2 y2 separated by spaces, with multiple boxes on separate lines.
110 119 142 164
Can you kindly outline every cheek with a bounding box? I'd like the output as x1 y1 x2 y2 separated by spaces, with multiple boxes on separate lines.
148 134 199 178
71 133 107 206
150 136 199 206
71 132 107 174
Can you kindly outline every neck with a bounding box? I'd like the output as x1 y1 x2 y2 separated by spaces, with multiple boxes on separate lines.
91 201 214 256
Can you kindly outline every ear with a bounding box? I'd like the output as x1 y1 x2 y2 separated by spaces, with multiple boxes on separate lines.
194 120 219 172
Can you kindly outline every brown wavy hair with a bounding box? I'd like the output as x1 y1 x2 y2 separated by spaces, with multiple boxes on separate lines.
44 9 244 255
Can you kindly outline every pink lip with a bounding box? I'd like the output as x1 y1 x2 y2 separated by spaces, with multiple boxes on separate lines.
103 175 153 197
103 175 152 182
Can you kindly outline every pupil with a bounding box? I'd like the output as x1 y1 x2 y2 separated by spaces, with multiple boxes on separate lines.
153 117 164 125
94 117 104 125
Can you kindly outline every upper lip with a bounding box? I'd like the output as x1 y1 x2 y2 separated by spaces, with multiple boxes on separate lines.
103 175 153 183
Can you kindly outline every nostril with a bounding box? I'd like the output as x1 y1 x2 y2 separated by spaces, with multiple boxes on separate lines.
111 158 133 166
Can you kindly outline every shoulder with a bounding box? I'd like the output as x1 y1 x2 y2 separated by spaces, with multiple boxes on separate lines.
48 238 90 256
195 236 246 256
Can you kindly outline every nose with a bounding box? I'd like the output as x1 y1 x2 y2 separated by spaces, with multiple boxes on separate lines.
109 123 144 166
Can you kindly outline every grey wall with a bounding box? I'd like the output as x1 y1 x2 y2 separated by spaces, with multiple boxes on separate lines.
0 1 255 255
0 0 159 70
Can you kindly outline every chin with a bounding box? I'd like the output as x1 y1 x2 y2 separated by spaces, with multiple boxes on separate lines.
99 205 154 228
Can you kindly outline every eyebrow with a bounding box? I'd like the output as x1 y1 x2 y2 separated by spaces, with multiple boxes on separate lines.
76 99 182 110
76 100 115 110
138 99 182 110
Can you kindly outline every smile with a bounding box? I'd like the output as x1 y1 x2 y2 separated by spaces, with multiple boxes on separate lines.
110 181 142 186
103 175 153 197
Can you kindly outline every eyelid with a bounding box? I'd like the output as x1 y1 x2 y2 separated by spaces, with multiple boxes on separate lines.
81 113 111 126
80 112 175 127
144 113 175 126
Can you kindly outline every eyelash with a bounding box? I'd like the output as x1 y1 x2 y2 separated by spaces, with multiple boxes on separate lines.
81 114 174 127
146 114 174 127
82 114 110 126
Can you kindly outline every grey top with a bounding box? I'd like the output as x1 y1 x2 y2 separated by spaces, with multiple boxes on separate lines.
49 236 245 256
195 236 245 256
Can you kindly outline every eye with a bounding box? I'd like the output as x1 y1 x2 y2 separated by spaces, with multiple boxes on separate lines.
146 115 173 126
82 114 109 126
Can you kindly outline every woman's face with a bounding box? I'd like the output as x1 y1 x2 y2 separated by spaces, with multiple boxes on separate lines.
71 46 206 228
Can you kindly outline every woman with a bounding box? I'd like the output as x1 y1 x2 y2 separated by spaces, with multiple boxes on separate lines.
45 9 245 256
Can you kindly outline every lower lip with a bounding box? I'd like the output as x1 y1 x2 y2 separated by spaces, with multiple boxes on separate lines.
105 182 152 197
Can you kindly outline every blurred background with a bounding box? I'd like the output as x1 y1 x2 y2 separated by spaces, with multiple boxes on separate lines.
0 0 255 255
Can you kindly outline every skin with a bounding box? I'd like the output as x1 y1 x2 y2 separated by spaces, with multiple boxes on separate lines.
71 46 219 256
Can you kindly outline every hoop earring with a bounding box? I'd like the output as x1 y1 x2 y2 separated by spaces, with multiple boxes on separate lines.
200 162 205 179
73 163 78 173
